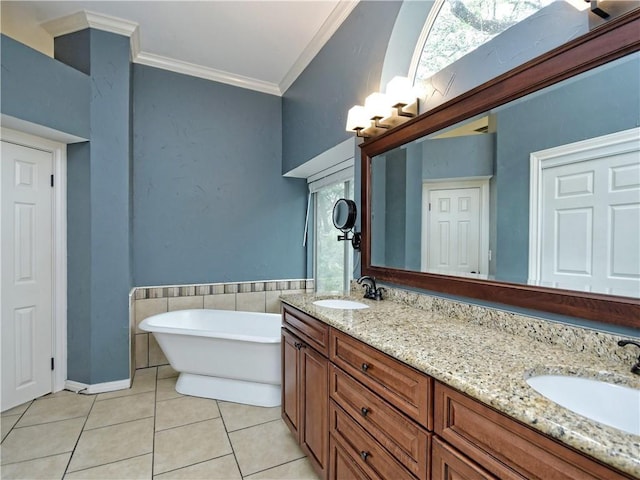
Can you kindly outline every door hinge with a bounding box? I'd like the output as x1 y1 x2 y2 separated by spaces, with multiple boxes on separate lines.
428 203 431 211
50 174 54 187
51 357 55 370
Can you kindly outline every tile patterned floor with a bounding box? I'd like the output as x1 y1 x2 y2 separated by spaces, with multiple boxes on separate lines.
1 367 320 480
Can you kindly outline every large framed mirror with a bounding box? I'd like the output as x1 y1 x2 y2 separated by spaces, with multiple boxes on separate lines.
361 9 640 328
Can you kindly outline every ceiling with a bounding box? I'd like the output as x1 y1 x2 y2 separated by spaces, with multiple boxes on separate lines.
0 1 359 95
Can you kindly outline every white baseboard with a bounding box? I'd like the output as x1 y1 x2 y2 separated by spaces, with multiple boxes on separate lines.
65 378 131 395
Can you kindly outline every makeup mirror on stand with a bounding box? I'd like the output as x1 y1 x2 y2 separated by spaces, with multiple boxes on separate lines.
333 198 361 250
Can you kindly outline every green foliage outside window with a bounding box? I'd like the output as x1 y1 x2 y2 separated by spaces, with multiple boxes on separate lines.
415 0 552 83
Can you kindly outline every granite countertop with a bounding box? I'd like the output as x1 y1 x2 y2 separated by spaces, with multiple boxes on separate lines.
280 292 640 478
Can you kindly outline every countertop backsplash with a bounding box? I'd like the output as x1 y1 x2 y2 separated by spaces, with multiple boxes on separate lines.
350 280 639 365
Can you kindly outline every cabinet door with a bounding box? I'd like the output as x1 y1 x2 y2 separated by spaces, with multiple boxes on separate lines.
301 344 329 478
432 437 498 480
281 328 300 439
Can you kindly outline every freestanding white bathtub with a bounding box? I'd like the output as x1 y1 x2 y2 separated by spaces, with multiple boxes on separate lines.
139 309 282 407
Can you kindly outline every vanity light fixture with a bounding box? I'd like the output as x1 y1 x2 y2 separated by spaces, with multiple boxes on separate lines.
346 76 421 138
586 0 609 19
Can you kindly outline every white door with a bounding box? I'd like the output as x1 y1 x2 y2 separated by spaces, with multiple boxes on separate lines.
427 187 481 275
538 151 640 296
1 141 54 411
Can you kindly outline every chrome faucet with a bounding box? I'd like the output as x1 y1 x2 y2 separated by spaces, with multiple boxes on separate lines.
618 339 640 375
357 276 385 301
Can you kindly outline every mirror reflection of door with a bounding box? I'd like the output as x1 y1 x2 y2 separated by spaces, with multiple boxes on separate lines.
422 179 490 277
529 127 640 297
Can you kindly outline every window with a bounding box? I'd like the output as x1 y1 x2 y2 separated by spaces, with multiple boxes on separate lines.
311 176 354 293
413 0 552 84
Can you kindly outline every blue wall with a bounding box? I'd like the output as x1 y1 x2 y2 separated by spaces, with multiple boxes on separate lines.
133 65 307 285
55 29 133 384
495 53 640 283
66 142 92 382
421 134 494 180
0 34 90 138
281 1 402 173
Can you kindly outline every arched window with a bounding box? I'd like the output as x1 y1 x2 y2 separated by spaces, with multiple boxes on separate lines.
412 0 554 84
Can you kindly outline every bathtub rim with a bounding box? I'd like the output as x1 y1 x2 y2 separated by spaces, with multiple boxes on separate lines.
139 309 282 344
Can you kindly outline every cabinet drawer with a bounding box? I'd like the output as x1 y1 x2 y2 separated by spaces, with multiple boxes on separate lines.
431 437 497 480
330 329 432 428
330 365 429 480
434 382 633 480
330 401 414 480
330 435 375 480
283 304 329 356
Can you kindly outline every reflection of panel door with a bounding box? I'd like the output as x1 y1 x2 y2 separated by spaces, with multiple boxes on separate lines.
1 141 53 411
530 128 640 297
427 188 481 275
539 152 639 296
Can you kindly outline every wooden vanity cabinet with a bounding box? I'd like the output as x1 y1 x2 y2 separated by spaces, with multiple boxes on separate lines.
281 304 330 480
330 329 432 429
328 329 432 480
431 437 497 480
282 305 634 480
434 382 634 480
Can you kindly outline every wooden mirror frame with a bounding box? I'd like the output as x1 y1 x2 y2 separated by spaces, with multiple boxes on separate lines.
360 9 640 328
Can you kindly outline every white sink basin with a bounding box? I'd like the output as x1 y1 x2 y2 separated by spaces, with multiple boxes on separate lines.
313 299 369 310
526 375 640 435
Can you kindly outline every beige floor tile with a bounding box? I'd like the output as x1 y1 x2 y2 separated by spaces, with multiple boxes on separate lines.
65 454 152 479
156 377 183 401
1 415 20 442
153 418 231 475
96 367 156 401
155 395 220 431
229 419 304 476
85 391 155 430
1 401 32 417
1 417 85 465
154 454 241 479
157 365 179 379
16 393 94 427
67 417 154 473
245 457 320 480
218 401 281 432
0 452 70 480
39 390 82 400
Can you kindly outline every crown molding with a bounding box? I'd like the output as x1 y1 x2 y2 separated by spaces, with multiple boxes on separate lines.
41 11 88 37
279 0 359 94
42 10 140 60
40 5 355 97
134 52 282 96
42 10 138 38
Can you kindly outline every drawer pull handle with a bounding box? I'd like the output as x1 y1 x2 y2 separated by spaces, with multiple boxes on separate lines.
360 407 369 417
361 363 369 372
293 342 306 350
360 451 370 461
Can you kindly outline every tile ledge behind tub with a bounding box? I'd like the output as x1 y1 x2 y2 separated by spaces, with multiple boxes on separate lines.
130 279 314 370
131 278 315 300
